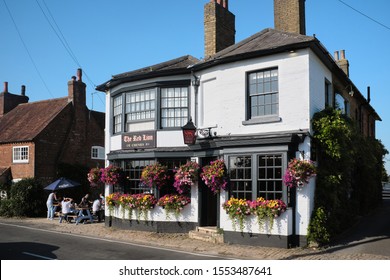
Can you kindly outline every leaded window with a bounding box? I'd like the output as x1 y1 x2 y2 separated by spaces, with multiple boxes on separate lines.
161 87 189 128
125 88 156 122
113 95 122 134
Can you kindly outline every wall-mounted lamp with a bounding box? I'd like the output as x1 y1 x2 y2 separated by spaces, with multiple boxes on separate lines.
345 84 354 97
181 118 214 145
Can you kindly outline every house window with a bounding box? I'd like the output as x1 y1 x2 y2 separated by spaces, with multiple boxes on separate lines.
91 146 105 160
257 154 283 200
228 153 286 202
335 93 350 116
13 146 29 163
229 155 252 200
113 95 123 134
248 68 279 118
123 159 156 194
325 79 333 107
125 88 156 124
161 87 189 128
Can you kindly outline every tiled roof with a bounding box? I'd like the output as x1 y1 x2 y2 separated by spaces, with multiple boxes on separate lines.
96 55 200 91
0 97 70 143
201 28 316 63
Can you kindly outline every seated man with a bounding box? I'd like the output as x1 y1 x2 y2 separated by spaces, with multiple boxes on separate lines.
59 197 77 223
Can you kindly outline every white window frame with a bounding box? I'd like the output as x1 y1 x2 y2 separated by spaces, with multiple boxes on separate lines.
91 146 105 160
13 146 29 163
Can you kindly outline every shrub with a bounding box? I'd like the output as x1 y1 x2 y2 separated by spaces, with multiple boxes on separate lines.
0 178 47 217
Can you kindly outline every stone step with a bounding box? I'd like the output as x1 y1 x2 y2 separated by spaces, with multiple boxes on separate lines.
189 226 224 244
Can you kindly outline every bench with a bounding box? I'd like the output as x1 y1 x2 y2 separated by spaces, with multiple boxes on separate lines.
59 212 78 223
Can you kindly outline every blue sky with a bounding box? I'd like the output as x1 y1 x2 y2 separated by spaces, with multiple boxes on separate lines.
1 0 389 172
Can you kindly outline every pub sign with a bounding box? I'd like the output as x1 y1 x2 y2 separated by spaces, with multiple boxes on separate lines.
122 131 156 149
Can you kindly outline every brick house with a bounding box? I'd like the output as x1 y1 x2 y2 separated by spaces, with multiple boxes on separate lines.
96 0 380 247
0 69 105 184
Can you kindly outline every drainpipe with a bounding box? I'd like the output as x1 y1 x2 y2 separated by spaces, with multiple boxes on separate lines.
191 71 200 126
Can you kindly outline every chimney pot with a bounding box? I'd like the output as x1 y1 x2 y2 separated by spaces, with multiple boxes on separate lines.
71 76 76 81
334 51 340 61
340 50 346 60
3 82 8 93
21 85 26 96
367 86 371 103
77 68 82 82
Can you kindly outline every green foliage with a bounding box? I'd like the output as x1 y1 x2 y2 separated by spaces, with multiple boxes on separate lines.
309 108 387 245
307 207 330 245
0 178 46 217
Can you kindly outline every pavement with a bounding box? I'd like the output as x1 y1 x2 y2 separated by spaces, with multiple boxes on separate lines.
1 216 389 260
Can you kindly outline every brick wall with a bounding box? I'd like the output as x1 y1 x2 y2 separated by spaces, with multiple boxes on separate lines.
0 142 35 180
204 0 235 58
274 0 306 35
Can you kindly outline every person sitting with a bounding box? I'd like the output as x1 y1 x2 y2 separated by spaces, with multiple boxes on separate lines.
92 197 103 223
59 197 77 223
79 193 92 208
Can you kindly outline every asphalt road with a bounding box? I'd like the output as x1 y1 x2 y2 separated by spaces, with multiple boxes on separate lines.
0 222 227 260
326 198 390 257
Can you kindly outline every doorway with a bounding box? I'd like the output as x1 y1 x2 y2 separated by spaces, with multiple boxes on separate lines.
199 157 218 226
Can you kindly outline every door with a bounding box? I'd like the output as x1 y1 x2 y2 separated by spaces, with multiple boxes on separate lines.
199 157 218 226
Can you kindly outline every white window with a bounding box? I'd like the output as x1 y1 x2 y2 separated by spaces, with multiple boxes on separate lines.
91 146 105 160
13 146 29 163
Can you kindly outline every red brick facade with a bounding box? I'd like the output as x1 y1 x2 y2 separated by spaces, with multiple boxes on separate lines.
0 69 105 184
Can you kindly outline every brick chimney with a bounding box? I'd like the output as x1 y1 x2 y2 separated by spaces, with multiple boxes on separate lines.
334 50 349 77
68 68 86 109
0 82 29 117
204 0 235 58
274 0 306 35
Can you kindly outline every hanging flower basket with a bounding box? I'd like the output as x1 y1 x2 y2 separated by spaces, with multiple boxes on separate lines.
173 161 200 194
140 163 169 189
87 167 101 187
283 158 316 188
200 159 228 194
100 165 124 185
157 194 191 219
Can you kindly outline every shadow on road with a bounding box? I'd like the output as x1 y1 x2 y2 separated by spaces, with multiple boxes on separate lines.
281 199 390 260
0 242 59 260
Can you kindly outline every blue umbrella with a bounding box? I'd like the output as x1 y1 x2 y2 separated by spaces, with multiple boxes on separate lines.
44 177 81 191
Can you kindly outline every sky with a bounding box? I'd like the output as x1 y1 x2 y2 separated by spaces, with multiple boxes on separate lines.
1 0 389 172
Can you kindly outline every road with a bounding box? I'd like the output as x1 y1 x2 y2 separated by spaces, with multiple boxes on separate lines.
326 198 390 257
0 222 228 260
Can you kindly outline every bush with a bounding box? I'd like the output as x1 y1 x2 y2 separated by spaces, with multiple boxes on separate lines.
0 178 47 217
311 108 387 245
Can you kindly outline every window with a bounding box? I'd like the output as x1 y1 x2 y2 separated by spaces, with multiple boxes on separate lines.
229 156 252 200
91 146 105 160
125 88 156 124
248 68 278 118
161 87 189 128
228 153 286 202
113 95 123 134
123 159 156 194
325 79 333 107
257 154 283 200
335 93 350 116
13 146 29 163
121 158 188 196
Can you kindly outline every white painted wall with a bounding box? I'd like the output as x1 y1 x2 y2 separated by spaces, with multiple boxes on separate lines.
196 50 312 137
